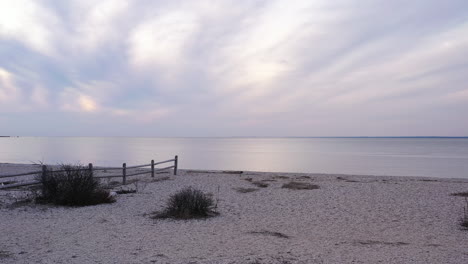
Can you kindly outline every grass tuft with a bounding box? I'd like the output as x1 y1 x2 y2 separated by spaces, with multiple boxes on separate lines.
153 187 218 220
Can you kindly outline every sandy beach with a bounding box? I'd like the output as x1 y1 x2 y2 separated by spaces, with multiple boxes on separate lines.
1 163 468 264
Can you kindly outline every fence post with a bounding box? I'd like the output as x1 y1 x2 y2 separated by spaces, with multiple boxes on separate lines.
174 155 178 175
88 163 93 178
42 165 47 179
123 163 127 185
151 160 154 178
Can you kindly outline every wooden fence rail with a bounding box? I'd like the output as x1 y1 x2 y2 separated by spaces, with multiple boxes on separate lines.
0 170 43 179
0 155 178 190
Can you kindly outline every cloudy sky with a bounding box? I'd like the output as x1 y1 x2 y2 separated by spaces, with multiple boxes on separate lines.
1 0 467 137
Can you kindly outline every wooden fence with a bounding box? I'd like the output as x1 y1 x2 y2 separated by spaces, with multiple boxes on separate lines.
0 155 178 190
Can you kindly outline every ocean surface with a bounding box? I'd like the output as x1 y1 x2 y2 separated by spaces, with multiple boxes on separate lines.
0 137 467 178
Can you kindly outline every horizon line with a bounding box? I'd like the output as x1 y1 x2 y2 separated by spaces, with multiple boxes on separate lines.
2 136 468 139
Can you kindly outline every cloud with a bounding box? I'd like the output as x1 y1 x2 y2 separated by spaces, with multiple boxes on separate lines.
60 87 99 112
0 67 52 112
0 68 19 103
1 0 468 136
30 85 50 108
444 89 468 103
0 0 59 55
128 10 200 68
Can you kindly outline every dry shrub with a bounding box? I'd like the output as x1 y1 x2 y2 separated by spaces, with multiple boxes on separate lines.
36 164 115 206
154 187 218 219
282 181 319 190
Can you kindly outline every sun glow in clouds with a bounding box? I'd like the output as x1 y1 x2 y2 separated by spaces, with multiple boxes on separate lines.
78 95 98 112
60 88 99 113
0 68 17 102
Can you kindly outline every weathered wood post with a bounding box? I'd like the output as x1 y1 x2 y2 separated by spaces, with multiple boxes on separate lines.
174 155 178 175
123 163 127 185
151 159 155 178
41 165 47 179
88 163 93 178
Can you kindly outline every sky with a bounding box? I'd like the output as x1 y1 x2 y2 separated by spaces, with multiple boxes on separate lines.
1 0 468 137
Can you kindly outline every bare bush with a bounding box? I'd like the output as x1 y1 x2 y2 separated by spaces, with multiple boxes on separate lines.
36 164 115 206
154 187 218 219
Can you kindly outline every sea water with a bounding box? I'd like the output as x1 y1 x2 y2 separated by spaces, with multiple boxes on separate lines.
0 137 467 178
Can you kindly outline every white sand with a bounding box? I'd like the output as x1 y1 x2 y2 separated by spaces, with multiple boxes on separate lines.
1 163 468 264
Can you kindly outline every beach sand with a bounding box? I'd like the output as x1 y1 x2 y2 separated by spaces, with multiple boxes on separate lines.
1 163 468 263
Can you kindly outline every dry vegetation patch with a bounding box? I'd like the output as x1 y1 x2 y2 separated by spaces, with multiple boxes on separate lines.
451 192 468 197
282 181 319 190
273 175 290 180
151 176 171 182
251 181 269 188
353 240 409 246
234 187 259 193
248 230 290 239
36 164 115 206
7 198 34 209
336 176 360 183
221 170 244 174
152 187 218 220
0 250 13 259
116 189 137 194
261 179 277 182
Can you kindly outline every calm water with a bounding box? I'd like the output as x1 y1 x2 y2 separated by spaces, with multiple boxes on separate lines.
0 137 467 178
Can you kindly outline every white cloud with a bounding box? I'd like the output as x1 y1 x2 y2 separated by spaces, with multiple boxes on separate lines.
0 68 53 111
69 0 129 51
128 10 200 68
0 0 58 55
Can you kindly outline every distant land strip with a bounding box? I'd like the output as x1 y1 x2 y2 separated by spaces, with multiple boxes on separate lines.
228 136 468 139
